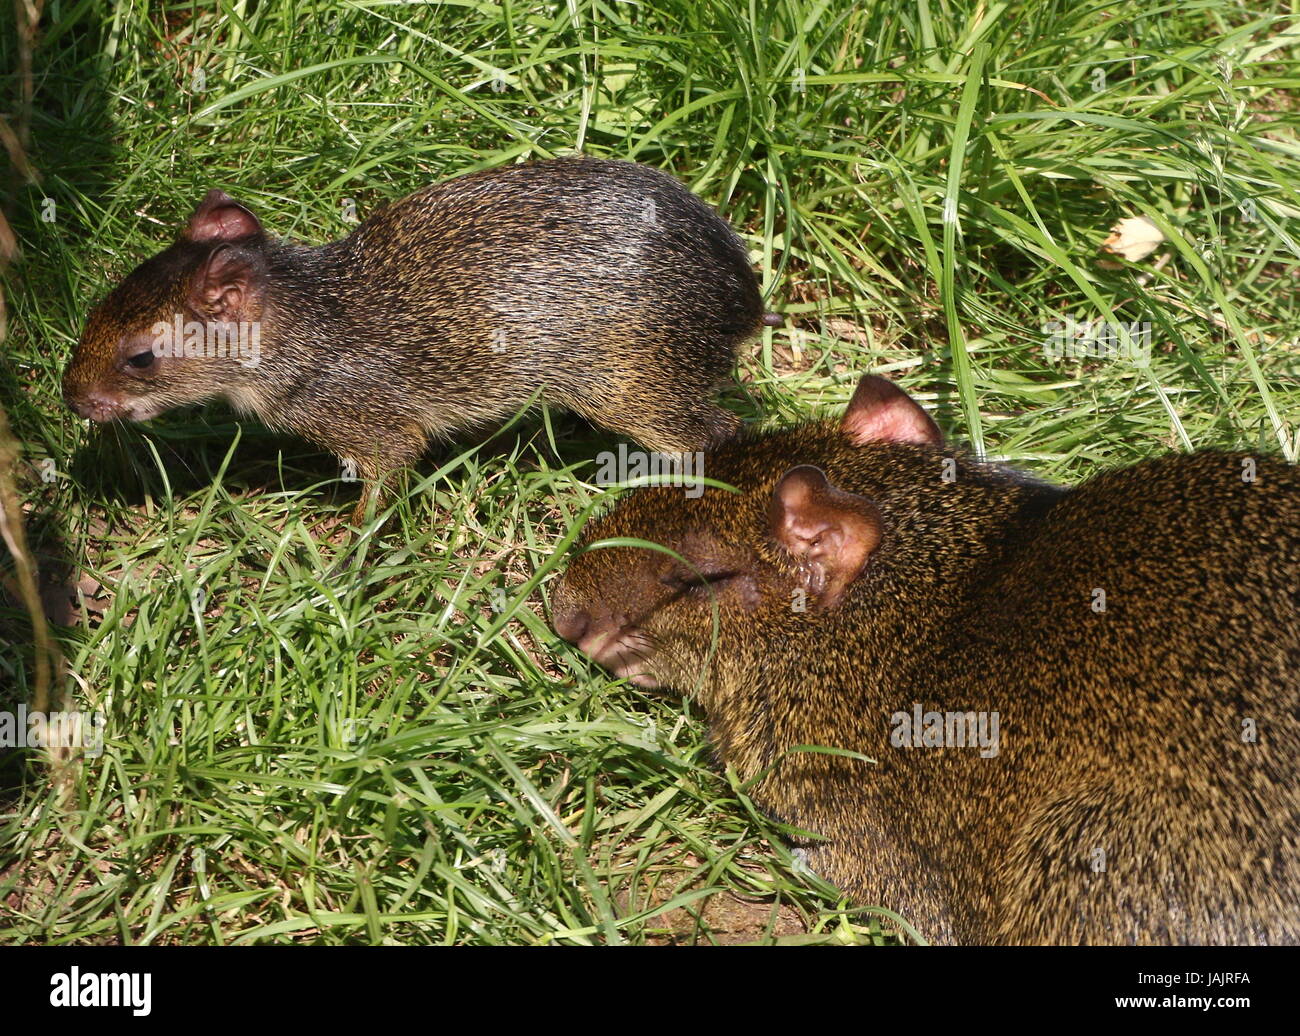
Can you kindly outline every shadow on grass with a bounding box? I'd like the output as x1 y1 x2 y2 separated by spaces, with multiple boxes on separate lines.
0 0 115 811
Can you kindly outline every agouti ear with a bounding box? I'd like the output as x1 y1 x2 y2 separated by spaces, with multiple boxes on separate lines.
768 465 882 609
185 189 263 243
189 245 261 322
841 375 943 447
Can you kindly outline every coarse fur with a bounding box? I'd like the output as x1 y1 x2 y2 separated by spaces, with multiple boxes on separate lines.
62 158 765 519
551 375 1300 945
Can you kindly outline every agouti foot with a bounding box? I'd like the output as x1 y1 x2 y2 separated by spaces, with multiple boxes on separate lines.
349 499 393 532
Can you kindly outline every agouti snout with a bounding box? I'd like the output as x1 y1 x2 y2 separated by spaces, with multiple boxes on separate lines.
552 374 1300 945
63 158 769 520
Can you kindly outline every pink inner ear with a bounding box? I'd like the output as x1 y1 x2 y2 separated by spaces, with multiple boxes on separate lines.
840 375 943 446
203 245 245 282
770 466 834 551
190 245 256 316
186 190 262 243
768 465 883 607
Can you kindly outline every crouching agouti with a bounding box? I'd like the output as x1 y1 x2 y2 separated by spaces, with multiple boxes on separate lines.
62 158 771 521
551 374 1300 945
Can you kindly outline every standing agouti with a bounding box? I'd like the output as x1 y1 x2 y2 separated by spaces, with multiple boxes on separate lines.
62 158 770 520
551 374 1300 945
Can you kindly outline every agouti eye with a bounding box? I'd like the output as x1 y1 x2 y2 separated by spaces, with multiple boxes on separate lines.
665 569 737 593
125 351 157 371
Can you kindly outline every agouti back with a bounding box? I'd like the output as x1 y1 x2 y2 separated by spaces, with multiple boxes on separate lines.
62 158 767 518
551 374 1300 945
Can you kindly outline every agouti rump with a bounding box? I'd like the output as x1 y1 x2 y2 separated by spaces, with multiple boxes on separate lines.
552 374 1300 945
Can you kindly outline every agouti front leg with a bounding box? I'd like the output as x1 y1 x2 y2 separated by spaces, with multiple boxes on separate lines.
312 422 429 527
347 464 385 527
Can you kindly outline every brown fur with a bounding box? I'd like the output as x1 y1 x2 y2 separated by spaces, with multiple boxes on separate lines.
551 376 1300 944
62 158 764 520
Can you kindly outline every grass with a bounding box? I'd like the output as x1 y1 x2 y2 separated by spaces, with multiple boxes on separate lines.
0 0 1297 945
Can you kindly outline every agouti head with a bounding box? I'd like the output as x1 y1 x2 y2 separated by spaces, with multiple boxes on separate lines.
552 374 1032 695
63 190 269 423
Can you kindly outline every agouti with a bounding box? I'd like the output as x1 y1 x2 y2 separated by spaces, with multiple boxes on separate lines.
62 158 769 520
551 374 1300 945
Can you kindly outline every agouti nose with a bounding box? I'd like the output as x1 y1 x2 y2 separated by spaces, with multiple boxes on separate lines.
552 603 590 644
63 388 120 423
